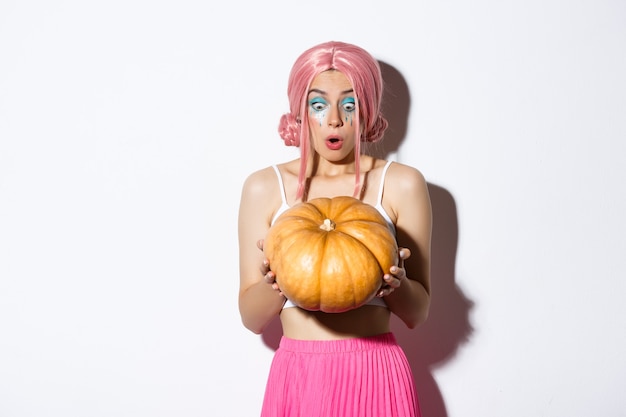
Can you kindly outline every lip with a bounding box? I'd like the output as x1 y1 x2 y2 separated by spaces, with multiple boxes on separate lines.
325 136 343 150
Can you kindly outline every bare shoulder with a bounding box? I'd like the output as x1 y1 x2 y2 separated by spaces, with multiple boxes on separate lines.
239 164 289 227
241 160 299 195
241 166 278 199
380 161 430 220
386 161 428 195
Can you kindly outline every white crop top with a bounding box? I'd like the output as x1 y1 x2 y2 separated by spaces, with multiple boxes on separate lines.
271 160 396 310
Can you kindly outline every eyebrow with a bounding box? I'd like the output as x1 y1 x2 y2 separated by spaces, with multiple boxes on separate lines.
308 88 354 96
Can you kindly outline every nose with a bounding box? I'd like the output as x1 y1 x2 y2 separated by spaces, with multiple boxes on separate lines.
328 106 343 128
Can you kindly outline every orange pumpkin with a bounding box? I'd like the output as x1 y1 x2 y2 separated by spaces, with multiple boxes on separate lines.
264 196 398 313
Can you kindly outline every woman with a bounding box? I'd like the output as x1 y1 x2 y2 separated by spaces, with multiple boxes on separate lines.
238 41 432 417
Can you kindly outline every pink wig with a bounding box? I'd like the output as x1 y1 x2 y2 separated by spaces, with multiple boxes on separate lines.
278 41 389 199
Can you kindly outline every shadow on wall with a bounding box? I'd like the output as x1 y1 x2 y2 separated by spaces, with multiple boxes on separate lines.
261 61 474 417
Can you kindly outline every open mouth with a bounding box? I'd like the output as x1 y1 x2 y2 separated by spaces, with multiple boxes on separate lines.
326 136 343 150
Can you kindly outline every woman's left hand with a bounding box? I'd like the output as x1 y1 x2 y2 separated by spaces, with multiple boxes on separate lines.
377 247 411 297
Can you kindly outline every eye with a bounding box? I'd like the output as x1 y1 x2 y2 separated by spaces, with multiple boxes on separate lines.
341 97 356 112
309 98 327 112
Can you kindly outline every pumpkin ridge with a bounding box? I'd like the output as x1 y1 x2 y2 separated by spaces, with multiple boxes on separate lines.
321 232 382 309
335 224 397 276
283 232 327 309
318 233 367 311
335 234 385 275
321 228 389 265
270 222 320 250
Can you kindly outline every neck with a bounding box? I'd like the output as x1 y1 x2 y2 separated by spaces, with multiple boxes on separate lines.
306 153 366 177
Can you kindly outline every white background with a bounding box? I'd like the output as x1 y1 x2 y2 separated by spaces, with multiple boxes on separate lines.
1 1 625 416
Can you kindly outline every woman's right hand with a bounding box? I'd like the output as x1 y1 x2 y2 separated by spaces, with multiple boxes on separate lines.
257 239 281 293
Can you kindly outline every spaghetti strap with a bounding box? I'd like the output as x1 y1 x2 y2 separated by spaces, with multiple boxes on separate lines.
272 165 288 206
376 160 394 206
271 165 291 225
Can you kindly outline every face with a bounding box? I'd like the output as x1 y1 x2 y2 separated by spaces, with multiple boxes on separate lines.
306 70 358 163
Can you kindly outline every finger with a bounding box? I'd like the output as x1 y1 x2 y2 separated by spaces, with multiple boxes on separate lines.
259 259 270 274
383 274 401 289
257 239 265 251
389 266 406 280
264 271 275 284
378 286 394 297
399 247 411 261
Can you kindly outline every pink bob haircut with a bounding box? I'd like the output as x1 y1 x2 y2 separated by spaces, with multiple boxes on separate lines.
278 41 389 199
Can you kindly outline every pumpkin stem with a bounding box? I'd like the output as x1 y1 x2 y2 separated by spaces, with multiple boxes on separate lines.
319 218 336 231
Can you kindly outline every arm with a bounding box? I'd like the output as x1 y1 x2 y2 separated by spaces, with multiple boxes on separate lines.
382 164 432 329
237 168 286 334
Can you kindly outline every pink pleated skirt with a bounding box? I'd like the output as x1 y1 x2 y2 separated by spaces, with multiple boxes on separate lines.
260 332 420 417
